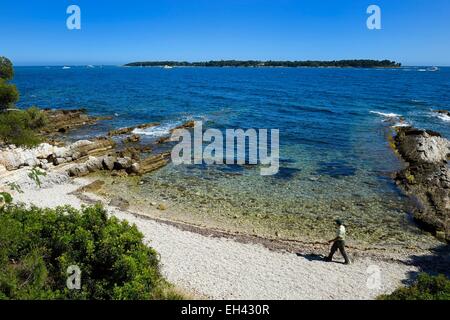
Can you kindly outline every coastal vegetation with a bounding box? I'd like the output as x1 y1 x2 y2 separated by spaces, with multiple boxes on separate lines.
0 203 183 300
0 57 47 147
0 107 48 147
125 59 401 68
380 273 450 300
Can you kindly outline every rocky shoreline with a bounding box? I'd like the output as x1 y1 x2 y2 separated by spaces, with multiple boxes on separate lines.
0 109 195 179
392 127 450 242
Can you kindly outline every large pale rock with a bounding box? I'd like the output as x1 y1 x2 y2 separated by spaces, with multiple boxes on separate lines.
394 127 450 242
114 157 132 170
396 129 450 164
69 140 93 151
34 143 56 159
67 164 89 177
53 157 67 166
130 162 140 174
85 156 103 172
102 156 116 170
0 147 38 170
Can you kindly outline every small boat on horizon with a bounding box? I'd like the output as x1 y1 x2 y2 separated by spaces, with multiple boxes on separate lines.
427 66 439 72
62 66 71 69
163 65 173 69
87 65 95 68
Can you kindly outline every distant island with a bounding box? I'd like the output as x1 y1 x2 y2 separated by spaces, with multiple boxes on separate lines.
124 59 401 68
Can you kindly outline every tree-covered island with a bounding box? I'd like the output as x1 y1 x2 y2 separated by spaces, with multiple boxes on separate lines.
124 59 401 68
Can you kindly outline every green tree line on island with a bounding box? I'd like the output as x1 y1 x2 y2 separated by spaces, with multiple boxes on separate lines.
125 59 401 68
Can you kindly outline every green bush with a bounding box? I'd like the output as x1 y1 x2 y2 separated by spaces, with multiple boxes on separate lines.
0 204 183 300
25 106 49 130
0 110 42 147
380 273 450 300
0 56 48 147
0 80 19 111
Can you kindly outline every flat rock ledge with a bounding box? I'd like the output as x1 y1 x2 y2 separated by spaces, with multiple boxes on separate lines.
0 138 170 178
393 127 450 242
0 115 197 179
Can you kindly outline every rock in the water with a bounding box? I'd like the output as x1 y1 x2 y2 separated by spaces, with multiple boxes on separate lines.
395 128 450 164
123 134 140 143
434 110 450 117
139 152 170 174
108 122 159 137
39 109 112 136
394 127 450 242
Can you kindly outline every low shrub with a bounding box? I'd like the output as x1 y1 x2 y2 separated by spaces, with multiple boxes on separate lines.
0 107 48 147
25 106 49 130
0 203 183 300
0 110 42 147
379 273 450 300
0 80 19 110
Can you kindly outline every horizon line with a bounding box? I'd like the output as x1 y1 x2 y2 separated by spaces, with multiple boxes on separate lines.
13 64 450 67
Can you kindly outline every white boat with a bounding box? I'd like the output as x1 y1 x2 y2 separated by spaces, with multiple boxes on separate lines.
163 65 173 69
427 66 439 72
62 66 71 69
87 65 95 68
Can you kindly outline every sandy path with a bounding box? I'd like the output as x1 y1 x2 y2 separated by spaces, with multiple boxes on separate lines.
4 173 418 300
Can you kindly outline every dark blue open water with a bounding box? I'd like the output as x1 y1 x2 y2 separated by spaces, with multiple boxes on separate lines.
12 66 450 244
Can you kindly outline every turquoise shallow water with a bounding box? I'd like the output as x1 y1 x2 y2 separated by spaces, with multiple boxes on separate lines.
13 66 450 244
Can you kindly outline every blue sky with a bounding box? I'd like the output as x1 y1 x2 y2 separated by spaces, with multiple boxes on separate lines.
1 0 449 66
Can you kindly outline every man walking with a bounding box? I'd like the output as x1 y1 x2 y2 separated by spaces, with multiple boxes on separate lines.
325 219 351 264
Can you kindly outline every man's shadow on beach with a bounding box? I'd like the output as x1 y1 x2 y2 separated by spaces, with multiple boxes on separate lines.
296 252 347 264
